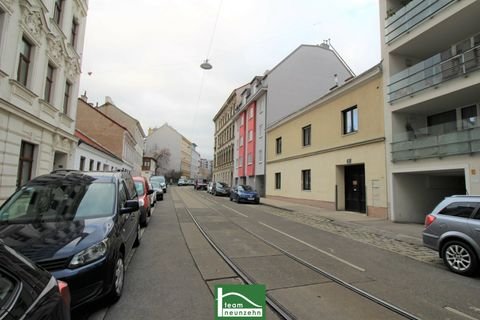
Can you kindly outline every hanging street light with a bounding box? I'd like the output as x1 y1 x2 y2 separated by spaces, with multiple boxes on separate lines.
200 59 213 70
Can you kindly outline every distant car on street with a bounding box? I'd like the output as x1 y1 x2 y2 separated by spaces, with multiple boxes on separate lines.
150 175 167 193
177 178 188 186
133 176 154 227
0 170 141 308
423 195 480 276
212 182 231 196
230 185 260 204
194 179 208 191
150 181 164 201
0 240 71 320
207 181 214 194
148 182 157 207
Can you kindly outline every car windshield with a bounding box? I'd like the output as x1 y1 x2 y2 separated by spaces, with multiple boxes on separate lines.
151 181 161 189
151 176 165 183
239 185 253 191
0 182 115 223
218 182 228 188
134 181 145 196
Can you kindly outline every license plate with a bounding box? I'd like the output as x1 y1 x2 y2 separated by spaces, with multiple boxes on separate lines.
248 197 254 200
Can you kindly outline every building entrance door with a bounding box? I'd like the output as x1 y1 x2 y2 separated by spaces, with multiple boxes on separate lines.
345 164 366 213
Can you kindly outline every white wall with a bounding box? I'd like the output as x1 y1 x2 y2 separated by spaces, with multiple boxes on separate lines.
145 124 182 173
74 143 128 172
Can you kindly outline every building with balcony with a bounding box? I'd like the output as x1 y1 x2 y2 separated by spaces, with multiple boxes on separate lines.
213 84 248 186
233 44 354 196
380 0 480 222
266 65 387 217
0 0 88 203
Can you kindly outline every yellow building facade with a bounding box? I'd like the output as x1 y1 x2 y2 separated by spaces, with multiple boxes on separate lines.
266 65 387 218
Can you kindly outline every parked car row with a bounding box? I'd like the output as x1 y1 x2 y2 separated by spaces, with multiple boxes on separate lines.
0 170 167 318
205 182 260 204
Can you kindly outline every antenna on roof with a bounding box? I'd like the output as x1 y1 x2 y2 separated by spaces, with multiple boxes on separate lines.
325 39 356 77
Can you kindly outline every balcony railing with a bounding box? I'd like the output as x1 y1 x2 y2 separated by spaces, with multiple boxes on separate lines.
388 44 480 102
391 120 480 161
385 0 456 44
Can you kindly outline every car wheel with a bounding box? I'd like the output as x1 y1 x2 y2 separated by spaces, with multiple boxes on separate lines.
107 252 125 303
133 222 141 247
229 196 232 201
160 195 164 201
140 210 149 228
442 241 478 276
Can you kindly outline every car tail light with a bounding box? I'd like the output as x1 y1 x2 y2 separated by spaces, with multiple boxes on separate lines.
57 280 71 308
424 214 436 228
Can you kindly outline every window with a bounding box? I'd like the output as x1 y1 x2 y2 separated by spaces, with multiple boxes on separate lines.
249 107 254 119
239 137 243 147
71 18 79 47
17 37 32 86
461 105 477 129
97 162 101 171
0 8 5 45
240 115 244 126
63 81 71 114
275 172 281 189
276 137 282 154
248 130 253 141
439 202 477 218
238 157 243 167
79 156 85 171
343 106 358 134
53 0 64 25
17 141 35 188
302 125 311 146
89 159 94 171
44 63 55 103
301 169 311 191
258 149 263 164
428 110 456 135
259 124 263 138
247 153 252 165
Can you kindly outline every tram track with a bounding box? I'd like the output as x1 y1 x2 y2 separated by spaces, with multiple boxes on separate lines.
176 188 421 320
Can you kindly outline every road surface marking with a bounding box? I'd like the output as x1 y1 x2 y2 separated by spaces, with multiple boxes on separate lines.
259 222 366 272
445 307 479 320
222 205 249 218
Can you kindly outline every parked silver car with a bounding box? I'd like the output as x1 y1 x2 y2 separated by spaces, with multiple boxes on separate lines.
423 195 480 276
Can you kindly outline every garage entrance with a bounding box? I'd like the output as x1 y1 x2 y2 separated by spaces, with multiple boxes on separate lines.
345 164 366 213
392 169 466 223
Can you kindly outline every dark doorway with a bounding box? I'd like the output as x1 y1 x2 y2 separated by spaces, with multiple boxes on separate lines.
345 164 366 213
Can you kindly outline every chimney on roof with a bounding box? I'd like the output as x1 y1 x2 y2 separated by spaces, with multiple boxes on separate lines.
80 91 88 102
319 40 330 50
105 96 114 105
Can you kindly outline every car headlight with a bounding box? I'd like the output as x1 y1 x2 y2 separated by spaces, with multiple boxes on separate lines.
139 198 144 207
69 240 108 268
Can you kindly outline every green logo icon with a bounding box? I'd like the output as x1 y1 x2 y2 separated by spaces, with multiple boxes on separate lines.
215 284 266 319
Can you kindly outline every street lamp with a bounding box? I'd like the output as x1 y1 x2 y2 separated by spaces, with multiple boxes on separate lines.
200 59 212 70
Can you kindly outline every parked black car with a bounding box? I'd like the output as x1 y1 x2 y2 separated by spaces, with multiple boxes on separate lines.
230 185 260 204
0 170 141 308
212 182 231 196
0 240 71 319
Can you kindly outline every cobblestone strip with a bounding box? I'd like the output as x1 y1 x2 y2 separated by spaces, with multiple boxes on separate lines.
261 207 443 266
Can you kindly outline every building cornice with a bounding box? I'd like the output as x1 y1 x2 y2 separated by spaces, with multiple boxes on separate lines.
267 137 386 165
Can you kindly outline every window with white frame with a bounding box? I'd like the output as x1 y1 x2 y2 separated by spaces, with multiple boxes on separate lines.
343 106 358 134
63 81 71 114
0 8 5 47
249 107 254 119
259 124 263 138
247 153 252 165
240 115 244 126
258 149 263 164
17 37 33 87
71 18 79 48
44 63 55 104
53 0 65 26
239 137 243 147
248 130 253 141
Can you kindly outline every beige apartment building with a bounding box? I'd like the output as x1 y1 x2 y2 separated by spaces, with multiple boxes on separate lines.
213 84 247 186
180 136 192 178
381 0 480 222
266 65 387 218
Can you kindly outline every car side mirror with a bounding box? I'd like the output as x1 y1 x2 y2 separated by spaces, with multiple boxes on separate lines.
147 189 154 195
121 200 139 214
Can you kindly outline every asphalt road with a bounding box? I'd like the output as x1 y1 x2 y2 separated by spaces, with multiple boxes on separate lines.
73 186 480 320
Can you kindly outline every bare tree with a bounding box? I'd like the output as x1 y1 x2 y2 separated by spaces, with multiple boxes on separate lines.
153 148 171 175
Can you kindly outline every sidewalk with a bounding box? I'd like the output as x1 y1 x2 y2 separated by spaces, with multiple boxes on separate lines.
260 197 425 246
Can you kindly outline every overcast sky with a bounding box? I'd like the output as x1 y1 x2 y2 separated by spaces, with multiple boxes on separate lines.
79 0 381 159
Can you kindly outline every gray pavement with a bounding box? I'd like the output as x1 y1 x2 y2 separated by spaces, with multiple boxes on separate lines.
259 197 442 265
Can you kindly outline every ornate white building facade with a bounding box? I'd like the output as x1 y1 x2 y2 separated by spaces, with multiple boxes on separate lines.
0 0 88 203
